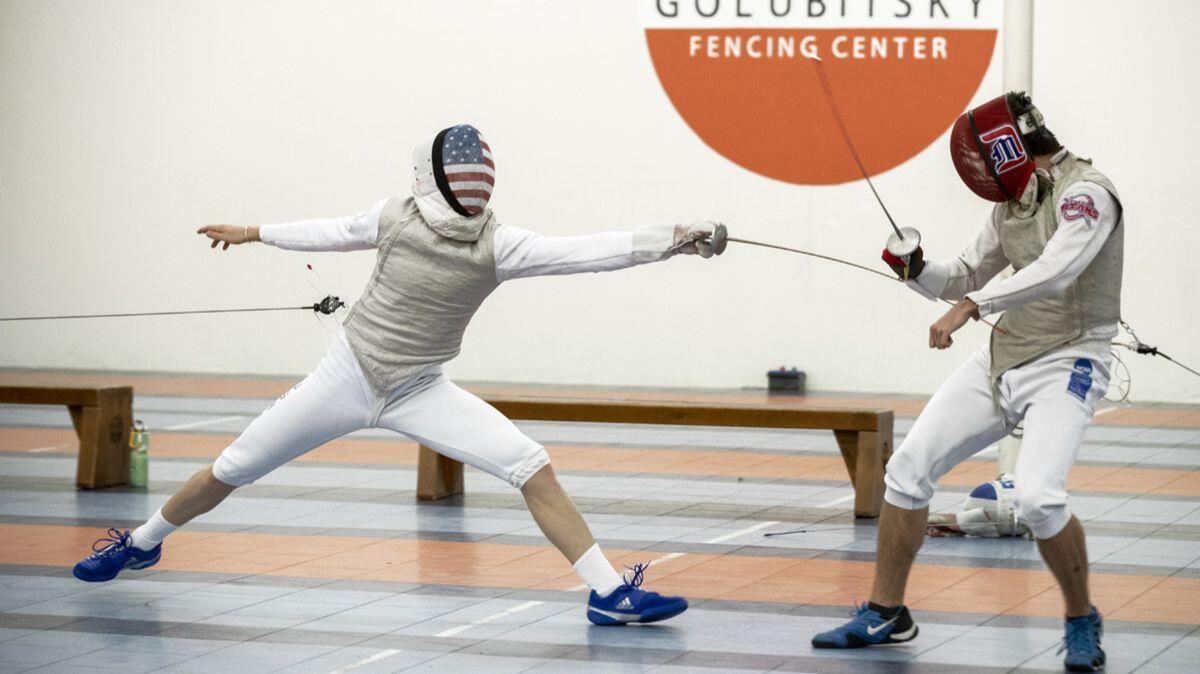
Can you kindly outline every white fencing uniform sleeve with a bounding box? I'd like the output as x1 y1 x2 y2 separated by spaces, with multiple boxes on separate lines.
493 224 678 282
258 198 388 251
966 184 1118 317
912 212 1011 301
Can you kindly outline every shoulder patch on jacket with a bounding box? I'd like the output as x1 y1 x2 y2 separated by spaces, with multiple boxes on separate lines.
1060 193 1100 225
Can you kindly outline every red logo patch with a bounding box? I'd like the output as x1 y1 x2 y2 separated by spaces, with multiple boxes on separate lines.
1060 194 1100 224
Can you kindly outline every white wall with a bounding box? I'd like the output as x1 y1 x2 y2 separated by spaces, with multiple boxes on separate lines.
1 0 1196 402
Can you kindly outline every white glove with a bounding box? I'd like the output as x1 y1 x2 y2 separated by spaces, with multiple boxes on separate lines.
671 221 721 258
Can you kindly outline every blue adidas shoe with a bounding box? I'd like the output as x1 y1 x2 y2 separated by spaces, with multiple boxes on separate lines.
73 528 161 582
586 563 688 626
1060 606 1105 672
811 603 919 648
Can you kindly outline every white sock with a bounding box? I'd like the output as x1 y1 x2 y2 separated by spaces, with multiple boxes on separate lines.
572 544 623 597
130 508 178 551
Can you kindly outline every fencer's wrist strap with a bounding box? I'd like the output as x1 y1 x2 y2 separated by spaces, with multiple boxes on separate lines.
906 253 925 279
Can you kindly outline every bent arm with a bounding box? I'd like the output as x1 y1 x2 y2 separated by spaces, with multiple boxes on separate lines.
906 211 1011 301
258 198 388 251
494 224 680 282
966 184 1118 317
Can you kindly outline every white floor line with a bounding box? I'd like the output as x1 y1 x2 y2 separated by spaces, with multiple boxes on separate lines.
26 444 67 453
164 415 244 431
645 551 686 568
565 521 779 593
434 599 544 638
327 648 403 674
702 520 779 545
817 493 856 509
1094 405 1121 418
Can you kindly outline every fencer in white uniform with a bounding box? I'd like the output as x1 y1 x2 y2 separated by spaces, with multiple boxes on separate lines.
813 94 1119 672
74 124 719 626
886 168 1117 538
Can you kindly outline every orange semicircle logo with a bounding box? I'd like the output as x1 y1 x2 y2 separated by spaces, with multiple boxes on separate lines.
644 17 999 185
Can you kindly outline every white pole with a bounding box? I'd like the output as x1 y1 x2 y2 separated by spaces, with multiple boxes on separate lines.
993 1 1035 479
1003 0 1035 94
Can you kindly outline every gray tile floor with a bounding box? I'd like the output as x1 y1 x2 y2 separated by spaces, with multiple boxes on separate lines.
2 399 1198 672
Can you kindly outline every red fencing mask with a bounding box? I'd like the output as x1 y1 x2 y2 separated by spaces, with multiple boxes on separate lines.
949 95 1043 202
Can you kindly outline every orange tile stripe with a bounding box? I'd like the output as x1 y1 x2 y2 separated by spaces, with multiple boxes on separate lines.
5 524 1195 625
3 370 1198 428
2 427 1197 497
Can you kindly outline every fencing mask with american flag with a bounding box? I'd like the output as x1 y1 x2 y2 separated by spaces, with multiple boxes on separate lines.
412 124 495 222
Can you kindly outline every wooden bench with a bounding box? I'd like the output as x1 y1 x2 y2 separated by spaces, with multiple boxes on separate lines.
416 396 894 518
0 385 134 489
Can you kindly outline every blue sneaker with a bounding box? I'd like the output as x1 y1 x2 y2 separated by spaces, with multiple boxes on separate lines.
586 563 688 626
811 603 919 648
1060 606 1105 672
73 528 161 582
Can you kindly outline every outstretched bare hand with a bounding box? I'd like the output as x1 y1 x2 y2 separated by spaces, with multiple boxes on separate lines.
197 225 259 251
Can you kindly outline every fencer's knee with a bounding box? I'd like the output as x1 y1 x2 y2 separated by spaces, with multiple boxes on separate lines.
203 464 239 490
882 448 935 510
518 461 555 493
511 447 552 490
210 449 260 487
1014 483 1070 539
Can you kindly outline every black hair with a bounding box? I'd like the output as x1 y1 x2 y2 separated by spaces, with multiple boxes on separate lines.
1006 91 1063 156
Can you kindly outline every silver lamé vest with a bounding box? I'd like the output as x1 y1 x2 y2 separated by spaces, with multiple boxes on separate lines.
989 154 1123 380
343 197 500 396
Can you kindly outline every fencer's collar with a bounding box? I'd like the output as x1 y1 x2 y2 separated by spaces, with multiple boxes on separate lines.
1048 148 1073 182
1011 148 1070 215
414 191 492 242
1012 175 1040 216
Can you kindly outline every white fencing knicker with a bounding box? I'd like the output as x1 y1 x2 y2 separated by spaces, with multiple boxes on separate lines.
212 330 550 489
883 342 1110 540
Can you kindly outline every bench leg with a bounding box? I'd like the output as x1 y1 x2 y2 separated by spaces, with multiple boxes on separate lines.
833 429 890 518
70 389 133 489
416 445 464 501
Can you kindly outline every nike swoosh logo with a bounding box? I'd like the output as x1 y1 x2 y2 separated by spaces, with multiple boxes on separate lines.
866 615 899 636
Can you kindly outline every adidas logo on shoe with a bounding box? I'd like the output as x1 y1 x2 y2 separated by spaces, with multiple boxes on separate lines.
616 597 635 610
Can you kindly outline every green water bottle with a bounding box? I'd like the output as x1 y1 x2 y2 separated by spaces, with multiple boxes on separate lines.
129 421 149 488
